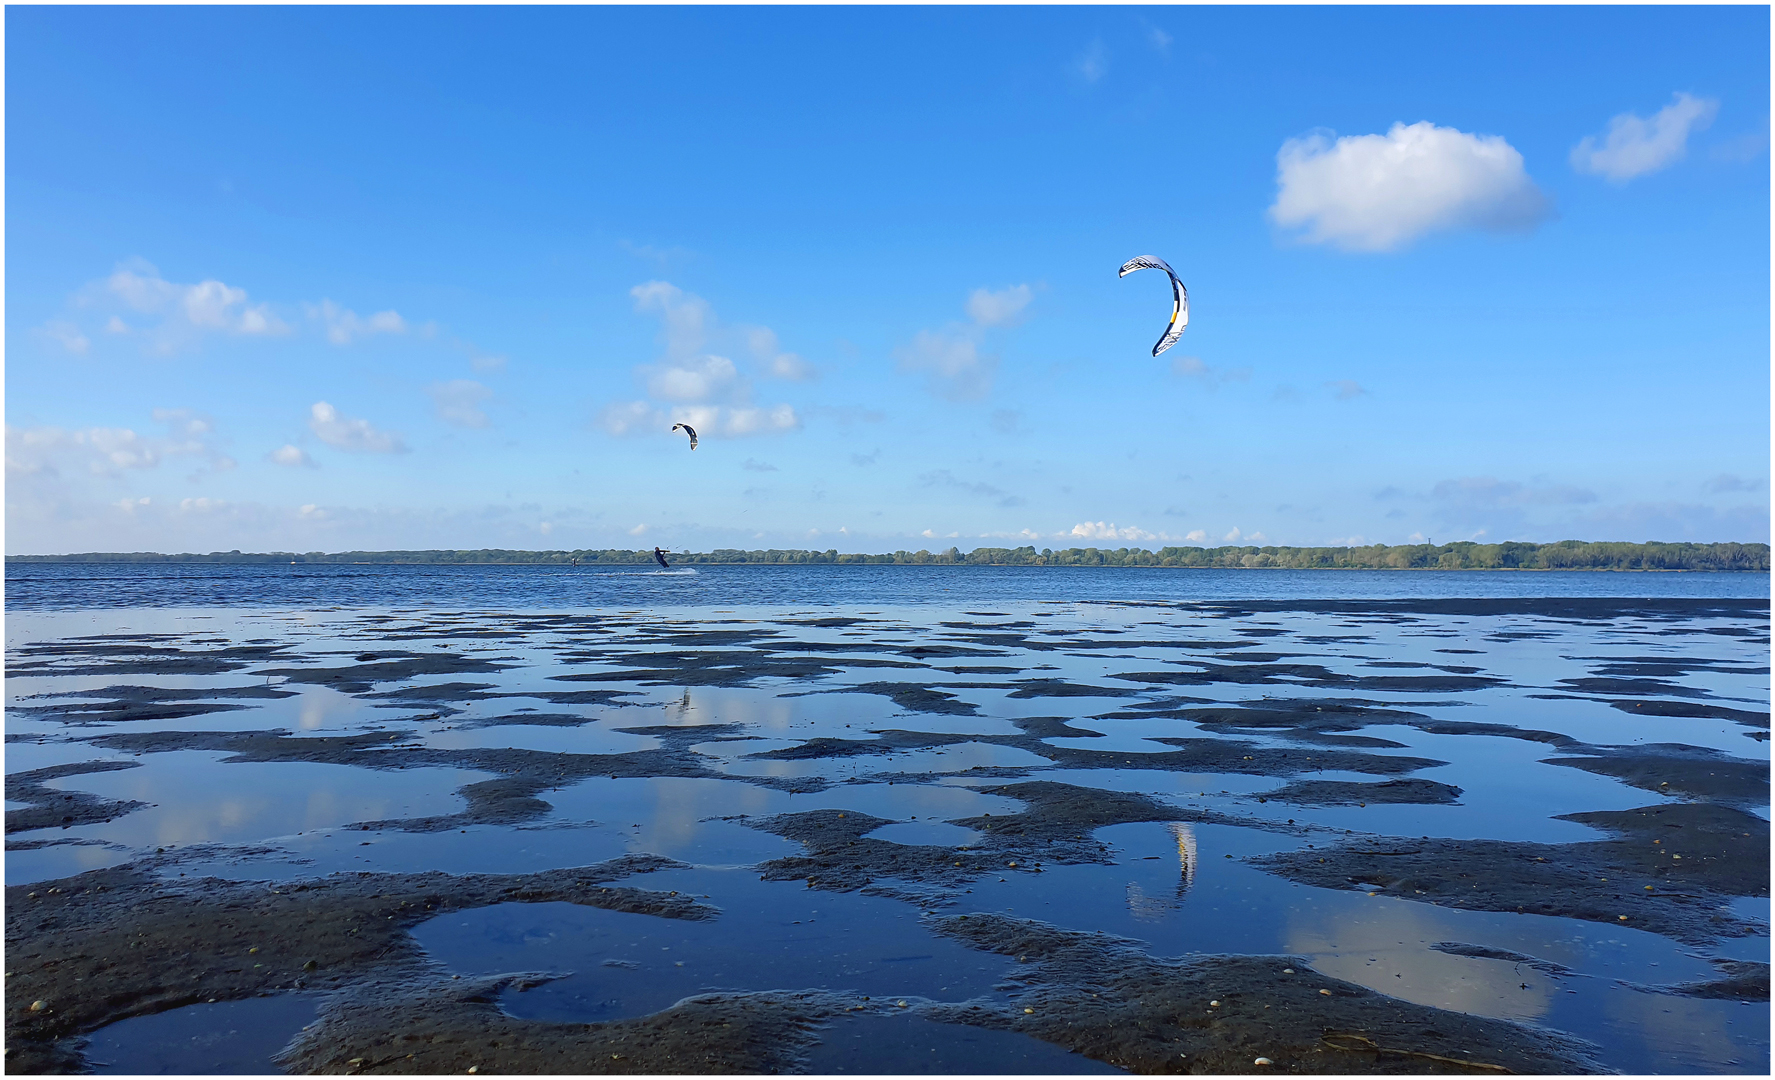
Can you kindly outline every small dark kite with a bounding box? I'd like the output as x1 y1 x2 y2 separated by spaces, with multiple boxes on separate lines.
671 423 698 450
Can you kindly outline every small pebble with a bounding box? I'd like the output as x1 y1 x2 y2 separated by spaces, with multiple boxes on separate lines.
897 1000 908 1008
28 1001 46 1012
1618 915 1628 921
1209 1000 1220 1007
1023 1007 1035 1013
1254 1057 1274 1066
1282 968 1294 974
1319 989 1332 996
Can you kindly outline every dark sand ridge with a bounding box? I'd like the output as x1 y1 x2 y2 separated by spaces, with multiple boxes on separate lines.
3 854 705 1073
920 913 1607 1074
11 683 298 726
6 761 146 834
1251 801 1770 945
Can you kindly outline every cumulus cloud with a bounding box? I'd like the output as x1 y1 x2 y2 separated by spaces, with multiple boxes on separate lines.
307 300 406 345
1184 529 1208 543
428 379 493 428
1269 122 1548 252
308 402 407 453
602 282 803 442
1069 521 1160 542
71 261 289 353
1571 92 1718 182
269 444 317 468
7 410 231 479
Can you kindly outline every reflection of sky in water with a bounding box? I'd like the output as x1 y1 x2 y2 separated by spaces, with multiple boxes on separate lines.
4 596 1767 1073
34 753 481 850
415 872 1017 1017
423 722 659 755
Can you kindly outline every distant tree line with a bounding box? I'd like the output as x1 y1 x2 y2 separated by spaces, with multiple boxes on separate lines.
11 540 1768 571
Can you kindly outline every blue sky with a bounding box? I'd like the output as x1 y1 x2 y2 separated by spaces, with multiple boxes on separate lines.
7 5 1768 554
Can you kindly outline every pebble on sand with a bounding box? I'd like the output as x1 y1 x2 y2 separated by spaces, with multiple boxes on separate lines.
1254 1057 1274 1066
1319 989 1332 996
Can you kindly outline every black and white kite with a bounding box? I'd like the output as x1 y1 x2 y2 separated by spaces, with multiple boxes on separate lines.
653 547 671 569
671 422 698 450
1119 255 1188 357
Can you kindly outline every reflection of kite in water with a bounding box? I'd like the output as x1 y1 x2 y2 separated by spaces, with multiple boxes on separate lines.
671 423 698 450
1119 255 1189 357
1125 822 1201 922
1169 822 1198 889
653 547 671 569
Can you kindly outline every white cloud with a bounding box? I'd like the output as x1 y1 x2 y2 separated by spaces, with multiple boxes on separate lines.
745 326 816 381
596 400 798 441
897 283 1033 401
42 320 90 354
609 282 803 435
1075 40 1108 83
6 410 228 478
1571 92 1719 182
628 523 648 536
1069 521 1159 542
1143 22 1173 53
179 496 225 513
81 262 289 352
1223 527 1243 542
965 285 1032 328
116 496 150 513
469 353 508 373
898 329 996 402
1184 529 1208 543
1269 122 1548 252
308 299 406 346
308 402 407 453
269 444 317 468
649 354 742 403
1326 379 1366 400
428 379 493 428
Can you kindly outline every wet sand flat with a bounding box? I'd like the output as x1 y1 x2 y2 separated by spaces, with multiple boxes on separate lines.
6 594 1769 1074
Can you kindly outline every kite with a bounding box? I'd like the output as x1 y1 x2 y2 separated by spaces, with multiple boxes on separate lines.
671 422 698 450
1119 255 1188 357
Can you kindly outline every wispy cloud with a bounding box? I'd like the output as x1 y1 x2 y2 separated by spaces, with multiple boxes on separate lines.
921 469 1025 508
307 300 406 345
428 380 493 428
1074 39 1108 83
1571 92 1719 182
308 402 407 453
897 284 1034 401
1326 379 1366 400
1269 122 1547 252
1172 355 1251 388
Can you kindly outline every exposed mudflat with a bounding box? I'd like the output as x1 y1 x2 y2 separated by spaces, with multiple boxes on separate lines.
5 591 1768 1074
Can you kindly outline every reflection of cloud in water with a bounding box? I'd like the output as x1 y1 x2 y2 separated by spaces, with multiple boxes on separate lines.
1602 976 1762 1073
46 757 479 849
292 685 367 731
1286 900 1554 1022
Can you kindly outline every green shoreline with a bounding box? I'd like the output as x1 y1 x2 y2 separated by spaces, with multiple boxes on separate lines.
9 540 1769 572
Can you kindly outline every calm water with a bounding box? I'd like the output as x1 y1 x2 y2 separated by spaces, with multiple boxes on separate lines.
4 561 1768 610
7 563 1768 1074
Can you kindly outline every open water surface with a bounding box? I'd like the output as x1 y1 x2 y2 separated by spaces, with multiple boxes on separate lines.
5 564 1768 1073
